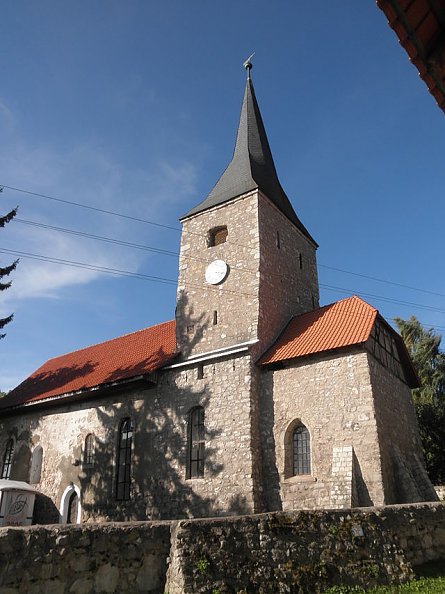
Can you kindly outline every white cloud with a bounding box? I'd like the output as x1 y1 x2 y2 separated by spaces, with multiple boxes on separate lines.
0 97 198 314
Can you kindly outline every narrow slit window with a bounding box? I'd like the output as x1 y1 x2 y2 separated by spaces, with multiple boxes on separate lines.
187 407 205 479
276 231 281 249
213 310 218 325
197 363 204 380
116 418 134 501
299 253 303 270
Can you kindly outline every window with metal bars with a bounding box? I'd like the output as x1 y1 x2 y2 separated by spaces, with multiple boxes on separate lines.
292 425 311 475
84 434 94 467
1 439 14 479
187 407 205 479
116 418 134 500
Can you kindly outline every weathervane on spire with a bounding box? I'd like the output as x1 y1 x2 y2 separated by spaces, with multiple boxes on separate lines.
243 52 255 78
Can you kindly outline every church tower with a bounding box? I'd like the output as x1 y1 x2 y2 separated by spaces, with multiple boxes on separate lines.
176 62 319 358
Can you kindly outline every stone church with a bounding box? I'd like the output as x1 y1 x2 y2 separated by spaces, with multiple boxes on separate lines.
0 63 437 524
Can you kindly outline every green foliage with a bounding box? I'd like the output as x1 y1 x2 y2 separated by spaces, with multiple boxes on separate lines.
395 316 445 484
0 206 19 339
195 558 210 574
323 575 445 592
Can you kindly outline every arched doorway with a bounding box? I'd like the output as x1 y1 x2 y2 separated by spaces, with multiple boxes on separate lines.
60 484 81 524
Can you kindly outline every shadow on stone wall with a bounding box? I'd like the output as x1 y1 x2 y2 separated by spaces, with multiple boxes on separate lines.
72 292 234 521
353 450 373 507
258 369 282 512
33 492 60 524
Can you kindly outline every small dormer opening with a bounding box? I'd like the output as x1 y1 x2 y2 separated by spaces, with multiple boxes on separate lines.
208 226 228 247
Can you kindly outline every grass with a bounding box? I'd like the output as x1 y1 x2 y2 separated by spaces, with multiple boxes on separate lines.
323 561 445 593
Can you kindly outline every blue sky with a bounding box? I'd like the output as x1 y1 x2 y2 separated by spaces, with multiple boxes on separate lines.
1 1 444 391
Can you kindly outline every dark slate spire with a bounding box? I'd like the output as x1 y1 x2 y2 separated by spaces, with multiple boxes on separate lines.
181 62 317 246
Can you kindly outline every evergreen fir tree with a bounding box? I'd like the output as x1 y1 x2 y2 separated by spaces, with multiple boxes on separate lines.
0 206 19 339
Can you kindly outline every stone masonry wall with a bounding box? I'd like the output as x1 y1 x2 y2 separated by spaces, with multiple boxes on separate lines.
0 353 260 523
260 348 386 512
176 189 319 360
0 521 171 594
367 350 438 504
1 503 445 593
255 191 319 358
177 191 260 356
166 503 445 594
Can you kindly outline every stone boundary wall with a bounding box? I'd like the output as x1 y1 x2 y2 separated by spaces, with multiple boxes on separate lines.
0 503 445 593
0 522 171 594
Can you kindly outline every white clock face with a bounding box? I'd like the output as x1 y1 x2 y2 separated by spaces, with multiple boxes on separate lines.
205 259 229 285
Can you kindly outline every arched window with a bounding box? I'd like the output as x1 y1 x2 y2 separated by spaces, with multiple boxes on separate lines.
67 491 79 524
1 439 14 479
187 407 205 479
29 445 43 484
60 483 81 524
292 425 311 475
116 418 133 501
208 226 228 247
83 434 94 467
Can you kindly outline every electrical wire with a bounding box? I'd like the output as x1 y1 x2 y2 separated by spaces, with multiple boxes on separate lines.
5 183 445 300
0 184 181 232
3 184 445 331
11 218 445 302
0 248 256 298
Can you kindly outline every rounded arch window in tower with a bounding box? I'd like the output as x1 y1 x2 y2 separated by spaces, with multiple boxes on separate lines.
208 226 228 247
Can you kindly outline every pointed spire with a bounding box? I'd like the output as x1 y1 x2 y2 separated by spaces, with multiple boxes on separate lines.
182 63 316 246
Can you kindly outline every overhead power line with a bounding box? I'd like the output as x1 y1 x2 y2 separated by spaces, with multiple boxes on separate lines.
0 184 181 233
0 248 256 298
319 264 445 300
13 216 445 300
3 183 445 329
2 245 444 317
5 182 445 299
320 284 445 314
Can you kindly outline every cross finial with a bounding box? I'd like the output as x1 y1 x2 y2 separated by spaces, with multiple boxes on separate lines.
243 52 255 78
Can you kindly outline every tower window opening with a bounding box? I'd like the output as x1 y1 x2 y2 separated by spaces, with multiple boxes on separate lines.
299 253 303 270
208 226 228 247
197 363 204 379
276 231 281 249
213 310 218 325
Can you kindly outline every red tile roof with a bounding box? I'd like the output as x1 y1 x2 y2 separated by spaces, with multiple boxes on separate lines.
377 0 445 115
1 320 177 410
259 296 377 365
